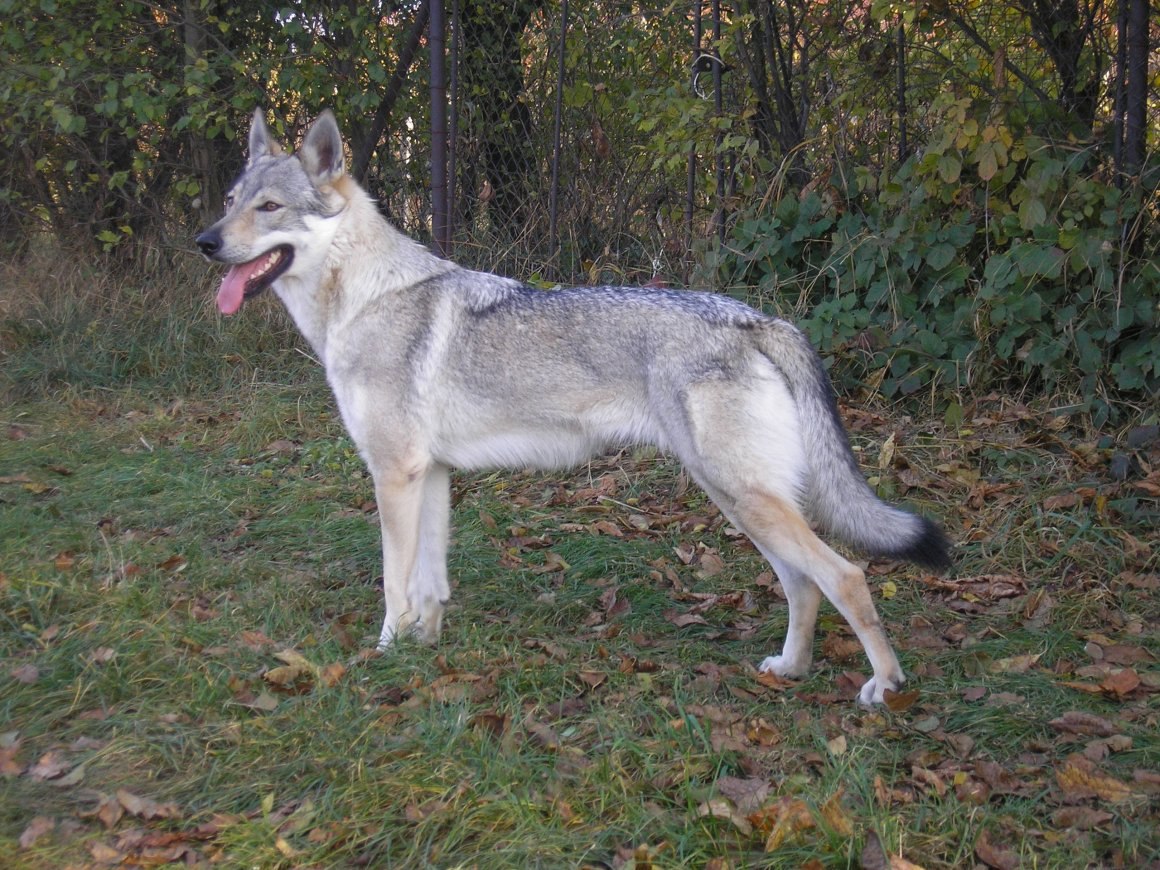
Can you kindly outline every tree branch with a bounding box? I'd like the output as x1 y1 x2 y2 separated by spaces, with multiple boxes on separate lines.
351 0 431 183
944 7 1051 103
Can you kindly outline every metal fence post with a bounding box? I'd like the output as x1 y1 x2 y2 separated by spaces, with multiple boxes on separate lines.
549 0 570 266
430 0 449 256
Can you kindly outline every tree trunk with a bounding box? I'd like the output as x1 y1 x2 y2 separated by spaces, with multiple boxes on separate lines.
184 0 220 228
1122 0 1148 174
458 0 544 236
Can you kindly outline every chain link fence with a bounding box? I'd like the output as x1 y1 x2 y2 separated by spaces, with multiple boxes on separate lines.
358 0 741 286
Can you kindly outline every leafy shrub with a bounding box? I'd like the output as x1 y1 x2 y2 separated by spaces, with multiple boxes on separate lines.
717 98 1158 424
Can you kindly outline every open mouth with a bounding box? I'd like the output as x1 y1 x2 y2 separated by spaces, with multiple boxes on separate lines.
216 245 294 315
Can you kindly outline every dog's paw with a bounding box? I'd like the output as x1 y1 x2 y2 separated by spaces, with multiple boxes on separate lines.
757 654 808 679
376 613 405 650
857 675 903 706
413 601 445 645
409 618 441 645
378 610 443 648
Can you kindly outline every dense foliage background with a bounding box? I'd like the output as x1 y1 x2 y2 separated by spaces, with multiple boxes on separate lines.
2 6 1159 865
1 0 1156 419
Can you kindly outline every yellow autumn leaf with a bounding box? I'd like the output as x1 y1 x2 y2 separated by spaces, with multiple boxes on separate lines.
878 433 896 470
264 664 309 687
274 649 314 670
1056 755 1139 803
989 652 1041 673
319 662 346 687
819 788 854 837
748 797 815 852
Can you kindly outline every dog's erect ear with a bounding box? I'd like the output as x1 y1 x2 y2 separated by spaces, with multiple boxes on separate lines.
299 110 345 187
248 108 283 164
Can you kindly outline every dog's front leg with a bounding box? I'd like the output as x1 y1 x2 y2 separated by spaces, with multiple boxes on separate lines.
408 463 451 643
373 465 427 649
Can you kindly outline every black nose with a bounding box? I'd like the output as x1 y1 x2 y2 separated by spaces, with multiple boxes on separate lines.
195 231 220 257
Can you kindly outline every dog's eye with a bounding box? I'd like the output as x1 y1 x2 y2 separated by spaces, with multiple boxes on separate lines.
224 195 234 208
258 201 281 212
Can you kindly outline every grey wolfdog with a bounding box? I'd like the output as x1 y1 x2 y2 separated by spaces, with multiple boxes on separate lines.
196 109 950 705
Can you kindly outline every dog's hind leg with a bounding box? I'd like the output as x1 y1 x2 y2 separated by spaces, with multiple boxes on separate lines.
672 373 901 703
753 554 823 680
732 489 904 704
408 463 451 644
693 478 824 681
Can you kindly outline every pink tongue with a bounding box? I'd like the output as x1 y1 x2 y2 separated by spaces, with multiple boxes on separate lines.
216 258 267 315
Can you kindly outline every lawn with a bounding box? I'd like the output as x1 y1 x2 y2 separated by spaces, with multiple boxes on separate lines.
2 271 1158 867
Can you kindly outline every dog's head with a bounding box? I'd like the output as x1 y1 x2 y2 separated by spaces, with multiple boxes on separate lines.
195 109 347 315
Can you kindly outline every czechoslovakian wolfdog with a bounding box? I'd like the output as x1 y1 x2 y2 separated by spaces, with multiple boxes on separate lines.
196 109 951 704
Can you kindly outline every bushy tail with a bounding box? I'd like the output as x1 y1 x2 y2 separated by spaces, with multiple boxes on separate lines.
761 320 951 571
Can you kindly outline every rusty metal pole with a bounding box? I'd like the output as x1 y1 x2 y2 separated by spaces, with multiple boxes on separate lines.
430 0 449 255
712 0 724 245
685 1 702 252
448 0 460 246
549 0 570 267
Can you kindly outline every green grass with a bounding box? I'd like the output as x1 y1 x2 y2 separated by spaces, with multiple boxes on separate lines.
2 264 1159 867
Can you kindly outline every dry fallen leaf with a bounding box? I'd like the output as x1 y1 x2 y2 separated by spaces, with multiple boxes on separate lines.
911 767 947 798
1056 754 1139 803
754 669 796 691
883 688 920 712
1042 492 1082 511
1048 711 1118 737
1099 644 1155 666
1052 806 1114 830
50 763 85 787
698 797 753 836
242 691 280 712
578 670 607 690
525 718 562 751
264 663 310 688
10 663 39 685
88 841 124 863
590 519 622 537
746 718 781 747
470 710 510 739
274 649 313 670
88 647 116 665
748 796 816 852
98 792 125 828
819 787 853 837
665 610 710 628
826 734 848 756
0 741 23 778
821 634 864 663
861 830 929 870
238 630 273 650
19 816 55 849
117 788 181 820
714 776 770 816
27 751 71 782
989 652 1041 673
975 829 1019 870
697 553 726 577
861 830 890 870
1100 668 1141 698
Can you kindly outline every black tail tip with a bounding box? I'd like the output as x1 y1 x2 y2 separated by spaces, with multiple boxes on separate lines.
898 516 953 572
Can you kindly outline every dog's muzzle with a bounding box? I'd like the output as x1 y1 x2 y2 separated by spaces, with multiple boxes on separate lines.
195 230 222 258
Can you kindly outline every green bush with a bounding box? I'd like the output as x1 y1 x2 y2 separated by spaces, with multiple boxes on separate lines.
717 98 1159 424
